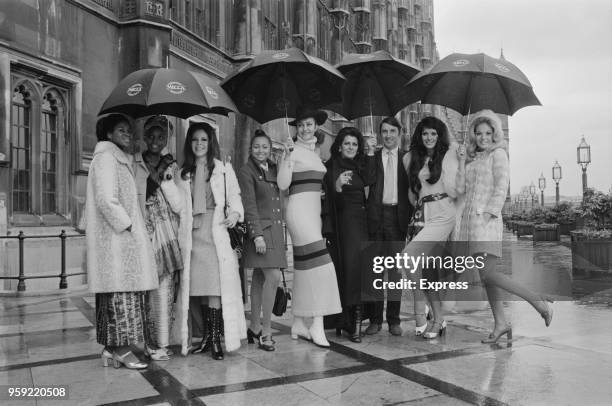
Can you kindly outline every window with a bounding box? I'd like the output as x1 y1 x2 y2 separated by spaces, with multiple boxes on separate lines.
41 92 60 213
10 69 71 226
11 85 32 214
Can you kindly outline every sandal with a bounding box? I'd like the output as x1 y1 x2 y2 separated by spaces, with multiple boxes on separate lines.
258 335 275 352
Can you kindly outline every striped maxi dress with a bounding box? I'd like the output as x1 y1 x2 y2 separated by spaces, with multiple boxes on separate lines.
279 142 342 317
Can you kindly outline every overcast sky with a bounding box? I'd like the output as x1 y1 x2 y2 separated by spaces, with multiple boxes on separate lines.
434 0 612 197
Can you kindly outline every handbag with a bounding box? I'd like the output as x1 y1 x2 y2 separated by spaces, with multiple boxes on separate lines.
223 159 247 257
272 269 291 316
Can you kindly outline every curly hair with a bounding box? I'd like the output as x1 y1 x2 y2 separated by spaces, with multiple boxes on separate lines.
95 113 132 142
181 122 220 181
407 116 451 196
466 110 507 159
329 127 365 160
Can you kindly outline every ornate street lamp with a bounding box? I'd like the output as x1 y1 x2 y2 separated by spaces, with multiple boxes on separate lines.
577 136 591 198
529 182 536 210
538 173 546 206
552 160 562 206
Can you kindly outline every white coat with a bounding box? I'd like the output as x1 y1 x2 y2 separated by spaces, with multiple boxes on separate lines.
84 141 158 293
173 159 246 352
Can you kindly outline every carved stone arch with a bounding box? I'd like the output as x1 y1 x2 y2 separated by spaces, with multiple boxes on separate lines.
12 81 34 106
42 87 67 112
12 78 42 105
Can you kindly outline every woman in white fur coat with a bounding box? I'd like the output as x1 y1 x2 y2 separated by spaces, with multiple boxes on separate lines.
175 122 246 360
85 113 157 370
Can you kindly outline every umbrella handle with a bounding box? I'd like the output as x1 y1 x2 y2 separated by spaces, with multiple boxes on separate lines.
463 108 471 145
462 84 474 145
284 111 294 152
280 65 293 152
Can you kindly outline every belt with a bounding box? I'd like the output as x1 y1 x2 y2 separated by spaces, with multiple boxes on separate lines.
408 193 449 239
418 192 448 205
382 203 398 207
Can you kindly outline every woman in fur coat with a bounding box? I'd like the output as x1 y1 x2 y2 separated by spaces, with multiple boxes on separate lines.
85 113 157 369
176 122 246 360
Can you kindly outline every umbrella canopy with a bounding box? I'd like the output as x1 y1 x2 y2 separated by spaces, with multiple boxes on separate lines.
221 48 345 124
335 50 420 120
99 68 237 118
403 52 541 116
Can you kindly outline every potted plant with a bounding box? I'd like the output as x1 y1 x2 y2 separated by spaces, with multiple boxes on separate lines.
533 223 561 241
570 189 612 275
516 219 535 237
550 202 580 235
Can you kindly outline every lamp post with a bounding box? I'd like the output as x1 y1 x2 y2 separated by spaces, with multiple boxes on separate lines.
552 160 562 206
538 173 546 206
529 182 536 211
577 136 591 199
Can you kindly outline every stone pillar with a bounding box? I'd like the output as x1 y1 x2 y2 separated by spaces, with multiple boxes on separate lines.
353 0 372 54
292 0 317 54
233 0 262 56
329 0 350 64
232 0 262 165
371 0 388 51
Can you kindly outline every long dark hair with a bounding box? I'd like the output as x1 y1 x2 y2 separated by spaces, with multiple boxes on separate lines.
181 122 220 181
330 127 365 161
407 116 450 196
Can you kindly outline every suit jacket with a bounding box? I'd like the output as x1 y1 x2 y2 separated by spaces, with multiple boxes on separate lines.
366 149 413 239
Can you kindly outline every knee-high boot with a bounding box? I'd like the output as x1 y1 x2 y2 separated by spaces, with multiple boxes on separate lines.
192 305 211 354
210 308 224 360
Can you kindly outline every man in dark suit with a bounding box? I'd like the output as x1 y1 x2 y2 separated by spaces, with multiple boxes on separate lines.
364 116 413 336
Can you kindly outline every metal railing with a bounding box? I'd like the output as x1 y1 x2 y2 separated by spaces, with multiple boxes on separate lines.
0 230 86 292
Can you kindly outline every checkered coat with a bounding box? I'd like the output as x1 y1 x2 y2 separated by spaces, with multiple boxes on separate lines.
455 147 509 256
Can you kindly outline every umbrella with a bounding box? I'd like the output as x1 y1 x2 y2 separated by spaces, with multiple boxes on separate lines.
220 48 345 124
403 52 541 116
99 68 237 118
335 50 421 120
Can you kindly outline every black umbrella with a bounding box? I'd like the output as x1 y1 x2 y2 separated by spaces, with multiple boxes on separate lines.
335 50 420 120
220 48 345 124
99 68 236 118
403 52 541 116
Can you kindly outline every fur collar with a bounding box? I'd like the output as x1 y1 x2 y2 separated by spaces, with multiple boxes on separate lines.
94 141 133 167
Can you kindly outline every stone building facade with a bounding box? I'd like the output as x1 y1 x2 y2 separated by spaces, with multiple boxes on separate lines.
0 0 442 289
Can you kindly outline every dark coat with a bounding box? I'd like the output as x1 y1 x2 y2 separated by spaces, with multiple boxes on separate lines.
365 149 413 239
323 156 376 308
237 157 287 269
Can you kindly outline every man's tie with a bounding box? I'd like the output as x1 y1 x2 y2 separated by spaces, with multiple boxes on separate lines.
383 151 395 204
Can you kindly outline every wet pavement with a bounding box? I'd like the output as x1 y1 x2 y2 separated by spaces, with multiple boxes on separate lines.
1 231 611 405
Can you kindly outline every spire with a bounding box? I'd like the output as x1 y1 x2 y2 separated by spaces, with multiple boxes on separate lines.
500 47 506 60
